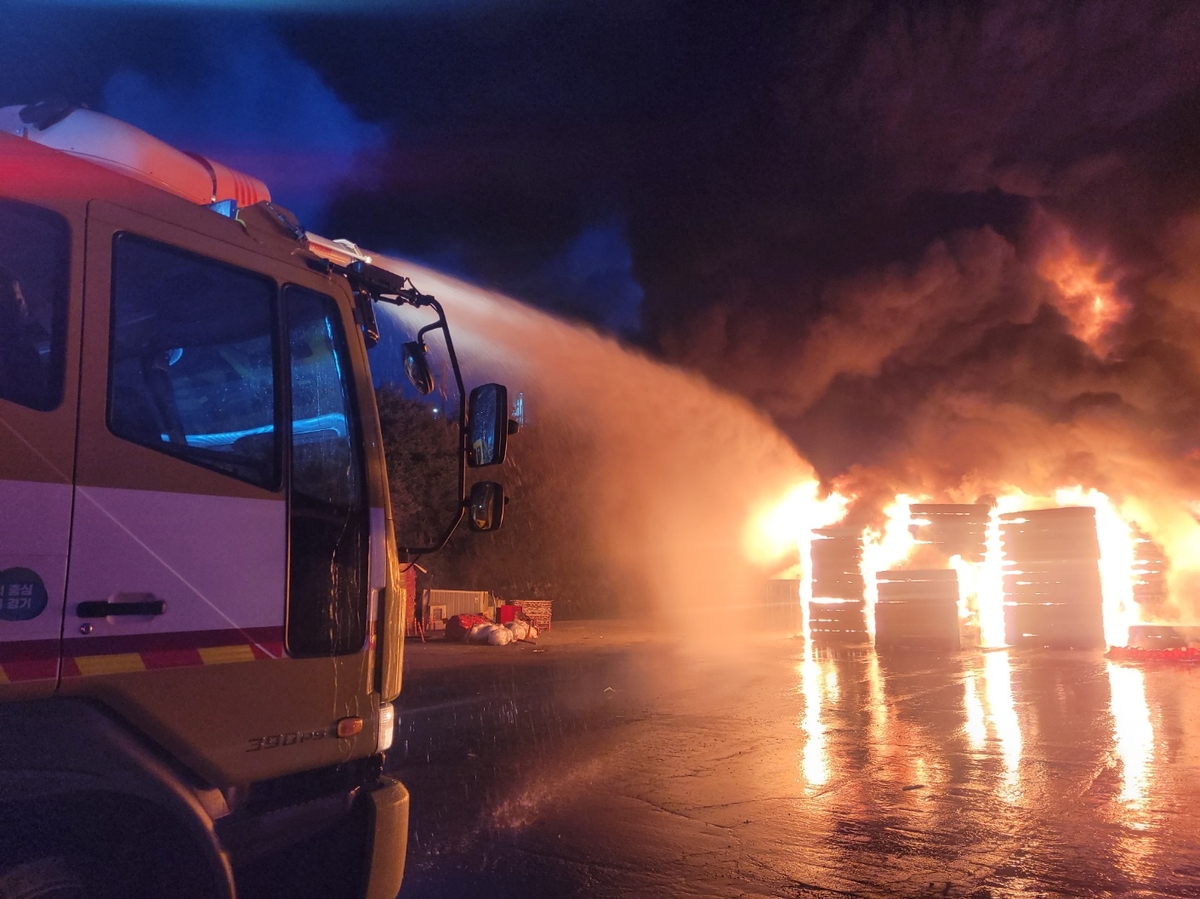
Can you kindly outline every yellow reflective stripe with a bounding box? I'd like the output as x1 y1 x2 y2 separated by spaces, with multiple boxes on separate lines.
74 653 145 676
199 644 255 665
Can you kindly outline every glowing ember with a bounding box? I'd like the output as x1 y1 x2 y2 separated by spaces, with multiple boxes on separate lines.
1108 645 1200 661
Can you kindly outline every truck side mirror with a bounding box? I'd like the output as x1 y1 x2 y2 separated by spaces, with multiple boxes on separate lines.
402 341 435 395
467 383 509 467
468 481 505 531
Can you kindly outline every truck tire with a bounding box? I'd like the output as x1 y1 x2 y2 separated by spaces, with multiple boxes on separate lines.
0 858 86 899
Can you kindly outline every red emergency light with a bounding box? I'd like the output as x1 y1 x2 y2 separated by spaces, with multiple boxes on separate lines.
0 102 270 208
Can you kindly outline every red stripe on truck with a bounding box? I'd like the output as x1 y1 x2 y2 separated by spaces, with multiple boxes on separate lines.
58 626 286 678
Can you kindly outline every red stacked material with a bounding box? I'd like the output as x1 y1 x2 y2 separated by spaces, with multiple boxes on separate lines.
444 613 490 642
516 600 553 631
1106 645 1200 662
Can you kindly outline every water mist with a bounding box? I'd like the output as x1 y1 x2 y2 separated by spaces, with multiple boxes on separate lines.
372 258 810 630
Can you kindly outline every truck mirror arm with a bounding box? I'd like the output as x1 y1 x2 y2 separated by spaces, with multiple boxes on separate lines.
345 263 472 557
390 293 471 557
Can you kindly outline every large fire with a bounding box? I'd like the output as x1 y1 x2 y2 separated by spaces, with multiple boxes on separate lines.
748 481 848 643
750 477 1179 650
741 212 1200 652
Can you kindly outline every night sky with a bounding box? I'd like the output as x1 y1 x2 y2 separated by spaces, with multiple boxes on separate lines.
7 1 1200 493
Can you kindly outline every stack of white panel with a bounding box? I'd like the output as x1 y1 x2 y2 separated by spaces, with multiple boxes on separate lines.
428 589 493 620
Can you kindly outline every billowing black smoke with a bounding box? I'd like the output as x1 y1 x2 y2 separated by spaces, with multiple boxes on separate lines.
631 1 1200 475
623 1 1200 614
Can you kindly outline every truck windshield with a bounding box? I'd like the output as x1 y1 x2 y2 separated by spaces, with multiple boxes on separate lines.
0 200 69 412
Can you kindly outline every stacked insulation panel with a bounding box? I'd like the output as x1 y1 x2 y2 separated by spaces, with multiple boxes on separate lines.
908 504 989 562
809 527 868 644
874 569 962 650
764 577 803 634
1000 506 1105 649
907 503 991 647
1132 527 1168 616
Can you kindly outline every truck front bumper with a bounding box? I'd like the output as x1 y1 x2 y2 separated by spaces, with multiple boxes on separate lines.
363 775 409 899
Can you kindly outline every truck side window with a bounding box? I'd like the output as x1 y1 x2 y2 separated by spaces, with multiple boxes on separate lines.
0 200 69 411
109 233 279 489
284 285 367 657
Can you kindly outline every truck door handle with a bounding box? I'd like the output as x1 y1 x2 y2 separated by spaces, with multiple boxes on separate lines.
77 596 167 618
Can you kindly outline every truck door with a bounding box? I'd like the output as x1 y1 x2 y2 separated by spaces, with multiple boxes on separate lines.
0 198 78 698
66 204 288 681
62 201 376 785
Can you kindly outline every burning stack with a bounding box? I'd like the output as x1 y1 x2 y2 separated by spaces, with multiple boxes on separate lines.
908 503 989 562
809 527 868 644
1000 506 1106 649
874 569 961 650
1128 531 1192 653
867 503 987 650
1132 527 1168 614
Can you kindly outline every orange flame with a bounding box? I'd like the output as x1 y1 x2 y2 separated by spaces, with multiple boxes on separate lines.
1053 487 1138 647
747 479 848 564
967 487 1140 647
748 481 850 643
752 471 1157 649
1039 237 1127 356
860 494 924 636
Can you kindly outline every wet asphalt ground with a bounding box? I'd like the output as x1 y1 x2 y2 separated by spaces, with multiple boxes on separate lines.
387 622 1200 899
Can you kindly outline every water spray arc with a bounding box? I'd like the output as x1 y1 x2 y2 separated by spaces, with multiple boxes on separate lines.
375 258 813 625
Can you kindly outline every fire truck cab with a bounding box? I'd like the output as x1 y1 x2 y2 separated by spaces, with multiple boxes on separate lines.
0 103 508 898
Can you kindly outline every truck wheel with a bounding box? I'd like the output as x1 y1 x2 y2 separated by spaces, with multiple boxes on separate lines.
0 858 87 899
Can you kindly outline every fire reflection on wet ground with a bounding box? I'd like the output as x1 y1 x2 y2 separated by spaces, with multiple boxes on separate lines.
393 624 1200 899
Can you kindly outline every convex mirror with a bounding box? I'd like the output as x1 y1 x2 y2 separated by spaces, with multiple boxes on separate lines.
467 383 509 467
468 481 505 532
402 340 434 395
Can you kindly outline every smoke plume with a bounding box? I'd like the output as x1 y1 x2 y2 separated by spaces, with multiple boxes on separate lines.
636 2 1200 620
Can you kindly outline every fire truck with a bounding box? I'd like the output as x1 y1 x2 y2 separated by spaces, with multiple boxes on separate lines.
0 101 512 898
